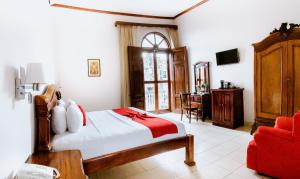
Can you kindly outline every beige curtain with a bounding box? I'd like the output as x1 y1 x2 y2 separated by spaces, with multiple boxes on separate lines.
118 25 137 107
167 28 180 48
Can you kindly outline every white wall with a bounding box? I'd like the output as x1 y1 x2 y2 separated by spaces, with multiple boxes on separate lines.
175 0 300 122
0 0 56 178
52 7 174 111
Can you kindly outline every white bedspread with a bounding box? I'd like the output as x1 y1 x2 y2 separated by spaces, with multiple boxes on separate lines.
52 108 186 160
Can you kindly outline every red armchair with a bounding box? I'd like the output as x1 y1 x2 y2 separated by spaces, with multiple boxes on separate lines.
247 112 300 179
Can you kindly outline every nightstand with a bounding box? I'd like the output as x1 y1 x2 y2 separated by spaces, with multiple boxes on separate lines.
27 150 86 179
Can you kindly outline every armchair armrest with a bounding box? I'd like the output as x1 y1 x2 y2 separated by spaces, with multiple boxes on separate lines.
275 116 293 131
256 126 293 141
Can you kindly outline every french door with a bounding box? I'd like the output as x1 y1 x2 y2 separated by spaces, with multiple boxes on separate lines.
128 46 189 113
142 49 171 113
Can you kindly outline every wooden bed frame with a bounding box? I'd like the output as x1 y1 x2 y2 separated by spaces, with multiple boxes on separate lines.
35 85 195 174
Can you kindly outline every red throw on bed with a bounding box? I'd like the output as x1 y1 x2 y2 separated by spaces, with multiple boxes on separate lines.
112 108 178 138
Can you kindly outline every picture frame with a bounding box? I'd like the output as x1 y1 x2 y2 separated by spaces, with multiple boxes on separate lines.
87 59 101 77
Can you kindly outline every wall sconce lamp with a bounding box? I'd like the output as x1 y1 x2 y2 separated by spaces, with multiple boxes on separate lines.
15 63 46 103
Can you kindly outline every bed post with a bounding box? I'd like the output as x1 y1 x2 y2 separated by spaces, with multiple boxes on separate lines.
184 134 195 166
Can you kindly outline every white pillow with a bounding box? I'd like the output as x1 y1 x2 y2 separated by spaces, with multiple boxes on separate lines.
66 104 83 133
57 99 66 108
52 105 67 134
65 99 76 108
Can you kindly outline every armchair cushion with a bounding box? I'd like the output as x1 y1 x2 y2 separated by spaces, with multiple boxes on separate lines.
275 116 293 131
256 126 293 141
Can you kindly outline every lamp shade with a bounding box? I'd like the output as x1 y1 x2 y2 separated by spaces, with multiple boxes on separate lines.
25 63 46 84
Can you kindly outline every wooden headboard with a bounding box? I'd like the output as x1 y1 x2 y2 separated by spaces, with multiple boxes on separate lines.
35 85 58 152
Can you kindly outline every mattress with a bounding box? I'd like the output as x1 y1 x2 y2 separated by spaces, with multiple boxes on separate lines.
52 108 186 160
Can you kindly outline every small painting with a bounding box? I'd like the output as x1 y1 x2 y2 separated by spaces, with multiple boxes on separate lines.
88 59 101 77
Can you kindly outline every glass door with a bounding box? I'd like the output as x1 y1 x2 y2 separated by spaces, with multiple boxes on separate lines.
143 52 155 112
157 52 170 111
142 51 170 113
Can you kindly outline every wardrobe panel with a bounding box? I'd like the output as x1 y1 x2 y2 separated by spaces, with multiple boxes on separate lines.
257 44 285 118
288 40 300 114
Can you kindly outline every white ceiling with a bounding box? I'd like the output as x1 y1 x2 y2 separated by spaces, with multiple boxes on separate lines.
51 0 204 17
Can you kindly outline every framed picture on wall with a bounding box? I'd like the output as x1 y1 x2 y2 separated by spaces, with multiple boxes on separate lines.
87 59 101 77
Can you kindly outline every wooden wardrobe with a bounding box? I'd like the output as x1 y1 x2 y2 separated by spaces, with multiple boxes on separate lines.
252 26 300 133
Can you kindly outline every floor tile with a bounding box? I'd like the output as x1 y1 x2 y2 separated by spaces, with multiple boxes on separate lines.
196 164 231 179
177 171 213 179
233 165 263 179
223 172 246 179
210 141 242 156
214 158 243 172
126 167 177 179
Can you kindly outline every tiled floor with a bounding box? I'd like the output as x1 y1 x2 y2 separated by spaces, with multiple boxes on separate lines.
89 113 269 179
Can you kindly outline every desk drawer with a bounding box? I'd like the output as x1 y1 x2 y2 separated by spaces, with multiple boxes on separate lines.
191 96 202 103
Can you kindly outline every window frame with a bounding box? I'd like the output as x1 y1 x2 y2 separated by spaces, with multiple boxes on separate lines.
141 32 171 50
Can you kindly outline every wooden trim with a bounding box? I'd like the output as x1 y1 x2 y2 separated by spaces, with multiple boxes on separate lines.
51 3 174 20
50 0 208 20
115 21 177 29
83 134 195 174
253 29 300 52
174 0 209 18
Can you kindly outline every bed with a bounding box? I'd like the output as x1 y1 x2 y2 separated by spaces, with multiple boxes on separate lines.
35 85 195 174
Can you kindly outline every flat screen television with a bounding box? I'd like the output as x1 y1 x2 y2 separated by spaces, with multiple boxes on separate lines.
216 48 239 65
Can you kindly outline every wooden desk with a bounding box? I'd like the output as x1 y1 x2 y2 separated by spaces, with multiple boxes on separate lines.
28 150 86 179
190 93 211 120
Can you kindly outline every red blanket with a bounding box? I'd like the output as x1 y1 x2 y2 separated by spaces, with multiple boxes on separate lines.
112 108 178 138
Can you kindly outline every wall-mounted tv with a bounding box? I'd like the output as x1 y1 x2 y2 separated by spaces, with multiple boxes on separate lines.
216 48 239 66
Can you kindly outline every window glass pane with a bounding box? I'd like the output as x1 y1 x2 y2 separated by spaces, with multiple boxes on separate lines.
146 34 155 44
155 34 163 45
158 83 169 110
157 53 168 81
142 39 153 48
142 52 154 81
158 40 168 48
145 83 155 111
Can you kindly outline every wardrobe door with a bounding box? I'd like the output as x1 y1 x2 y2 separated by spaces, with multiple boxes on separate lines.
255 42 288 119
287 40 300 115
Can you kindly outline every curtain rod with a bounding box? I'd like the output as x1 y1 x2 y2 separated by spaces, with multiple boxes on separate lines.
115 21 178 30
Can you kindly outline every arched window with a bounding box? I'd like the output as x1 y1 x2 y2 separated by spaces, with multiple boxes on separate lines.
139 32 171 112
141 32 170 49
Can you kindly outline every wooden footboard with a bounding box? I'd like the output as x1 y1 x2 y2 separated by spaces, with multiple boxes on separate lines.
83 134 195 174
